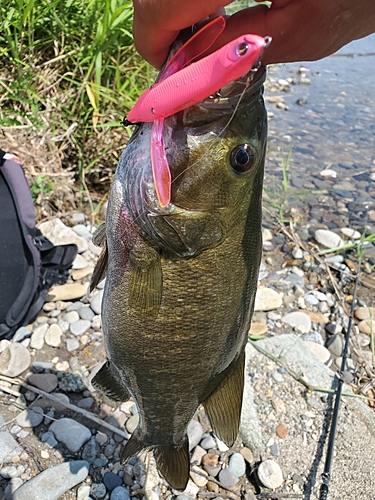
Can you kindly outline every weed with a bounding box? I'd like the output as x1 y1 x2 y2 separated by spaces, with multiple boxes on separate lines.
29 174 54 203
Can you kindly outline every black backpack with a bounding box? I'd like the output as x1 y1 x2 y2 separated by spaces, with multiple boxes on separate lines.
0 149 78 339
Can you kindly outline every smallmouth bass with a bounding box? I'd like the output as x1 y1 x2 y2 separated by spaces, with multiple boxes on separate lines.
90 65 267 490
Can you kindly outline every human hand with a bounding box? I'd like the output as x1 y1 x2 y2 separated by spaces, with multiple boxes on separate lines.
132 0 375 68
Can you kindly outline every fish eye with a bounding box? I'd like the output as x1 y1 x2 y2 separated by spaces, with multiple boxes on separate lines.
236 42 248 56
229 144 255 173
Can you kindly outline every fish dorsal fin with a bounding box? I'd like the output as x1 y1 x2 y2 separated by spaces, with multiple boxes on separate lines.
160 16 226 81
92 361 130 402
92 223 107 247
90 242 108 292
153 438 190 490
129 242 162 316
202 350 245 446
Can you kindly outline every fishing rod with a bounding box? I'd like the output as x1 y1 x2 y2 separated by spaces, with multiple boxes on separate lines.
319 250 363 500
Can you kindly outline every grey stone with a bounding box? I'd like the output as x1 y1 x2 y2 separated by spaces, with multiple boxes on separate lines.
282 311 312 334
72 254 89 269
12 327 31 343
90 291 103 315
126 414 139 434
257 460 283 489
66 338 80 352
91 482 107 499
103 471 123 491
16 407 44 428
229 453 246 477
187 420 203 451
37 392 70 411
30 324 48 349
111 487 131 500
1 465 18 478
292 248 303 259
50 418 91 452
284 273 305 287
4 477 23 499
200 436 216 450
270 443 280 456
45 324 63 347
77 484 91 500
41 431 58 448
326 334 345 357
304 294 319 306
12 460 89 500
218 468 239 487
82 437 100 463
59 372 86 392
28 373 58 393
64 310 80 323
70 319 91 336
326 322 342 335
301 331 324 345
32 361 53 372
79 306 95 321
0 343 31 377
78 397 94 409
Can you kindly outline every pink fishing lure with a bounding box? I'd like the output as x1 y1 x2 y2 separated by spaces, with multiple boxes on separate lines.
127 17 270 207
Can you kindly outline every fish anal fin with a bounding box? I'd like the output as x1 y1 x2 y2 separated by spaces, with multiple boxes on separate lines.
203 351 245 447
90 242 108 292
129 243 162 317
121 433 146 463
154 439 190 491
92 361 129 402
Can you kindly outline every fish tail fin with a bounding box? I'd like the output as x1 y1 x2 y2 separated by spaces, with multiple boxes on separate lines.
153 439 190 491
121 433 147 464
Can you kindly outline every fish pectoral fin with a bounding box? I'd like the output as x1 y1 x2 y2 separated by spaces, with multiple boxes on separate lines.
129 243 162 316
92 223 107 247
153 439 190 491
203 350 245 447
91 361 130 402
90 241 108 292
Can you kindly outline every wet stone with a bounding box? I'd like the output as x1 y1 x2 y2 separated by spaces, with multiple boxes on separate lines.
103 471 123 491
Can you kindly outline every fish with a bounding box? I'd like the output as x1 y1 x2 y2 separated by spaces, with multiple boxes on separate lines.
90 43 268 490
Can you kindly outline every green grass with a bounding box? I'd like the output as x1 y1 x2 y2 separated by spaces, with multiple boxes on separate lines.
0 0 153 153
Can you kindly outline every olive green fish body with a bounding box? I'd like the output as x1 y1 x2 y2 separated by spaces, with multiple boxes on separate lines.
92 69 267 490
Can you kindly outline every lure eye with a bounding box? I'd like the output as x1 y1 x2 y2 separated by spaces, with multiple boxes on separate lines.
230 144 255 173
236 42 248 56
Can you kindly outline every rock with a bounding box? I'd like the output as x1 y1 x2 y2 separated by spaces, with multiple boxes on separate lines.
229 452 246 477
1 465 19 478
0 338 11 353
200 436 216 450
325 322 342 335
59 372 86 392
37 392 70 411
191 445 206 465
303 294 319 306
77 484 91 500
12 327 31 343
16 407 44 428
82 437 99 463
190 467 208 487
257 459 283 489
49 418 91 452
326 335 345 357
249 322 268 336
270 443 280 456
254 287 283 311
44 324 62 347
262 228 273 241
66 338 80 352
304 341 331 365
30 324 48 349
0 343 31 377
302 331 324 345
240 447 254 463
103 471 123 491
202 453 219 467
28 373 58 393
340 227 361 240
358 319 375 335
39 218 88 253
70 319 91 336
47 283 88 302
282 311 312 334
276 424 289 439
292 248 303 259
319 169 337 178
79 305 95 321
111 487 131 500
72 254 89 269
314 229 343 249
218 468 239 487
126 414 139 434
78 397 94 409
41 431 58 448
188 419 203 451
64 310 80 323
12 461 89 500
355 307 375 321
0 413 22 462
72 267 94 280
216 437 229 452
90 290 103 315
4 477 23 498
271 398 286 414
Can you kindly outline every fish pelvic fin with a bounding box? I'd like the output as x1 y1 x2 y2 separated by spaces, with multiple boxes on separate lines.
92 223 107 247
90 242 108 292
153 438 190 491
92 361 130 402
121 433 147 464
203 350 245 447
129 243 162 317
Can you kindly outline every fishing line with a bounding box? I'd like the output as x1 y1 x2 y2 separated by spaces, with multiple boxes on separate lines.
319 248 363 500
